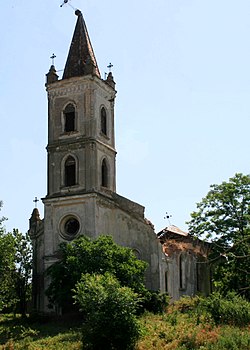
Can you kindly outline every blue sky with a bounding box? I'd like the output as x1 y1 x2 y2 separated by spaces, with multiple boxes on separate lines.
1 0 250 234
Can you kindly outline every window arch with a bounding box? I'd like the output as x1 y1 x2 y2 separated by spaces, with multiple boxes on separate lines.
101 158 109 188
64 155 76 186
132 248 141 260
64 103 76 132
101 107 107 135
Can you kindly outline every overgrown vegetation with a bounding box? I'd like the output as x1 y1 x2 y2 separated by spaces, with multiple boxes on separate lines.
46 235 167 315
46 235 168 348
46 235 148 310
188 173 250 299
1 294 250 349
74 272 141 350
0 202 32 316
1 173 250 349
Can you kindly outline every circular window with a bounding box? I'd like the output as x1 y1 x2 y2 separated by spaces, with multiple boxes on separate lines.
60 215 80 240
65 218 80 236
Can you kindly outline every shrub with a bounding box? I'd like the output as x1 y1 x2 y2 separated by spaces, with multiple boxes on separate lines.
46 235 148 311
200 292 250 326
74 272 141 350
141 290 169 314
171 295 202 313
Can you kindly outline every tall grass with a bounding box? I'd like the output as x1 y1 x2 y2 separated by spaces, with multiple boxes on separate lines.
0 294 250 350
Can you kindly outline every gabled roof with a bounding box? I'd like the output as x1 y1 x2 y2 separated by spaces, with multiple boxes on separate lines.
158 225 188 238
62 9 101 80
157 225 211 257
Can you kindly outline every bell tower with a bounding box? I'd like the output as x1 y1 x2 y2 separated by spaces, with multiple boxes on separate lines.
41 10 117 308
46 10 116 198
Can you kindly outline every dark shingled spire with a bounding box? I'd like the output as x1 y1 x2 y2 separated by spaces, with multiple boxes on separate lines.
63 9 101 80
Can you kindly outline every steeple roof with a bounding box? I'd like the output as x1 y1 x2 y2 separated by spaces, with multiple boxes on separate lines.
63 9 101 80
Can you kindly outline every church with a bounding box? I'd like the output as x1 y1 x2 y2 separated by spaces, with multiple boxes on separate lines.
28 9 211 312
28 9 165 312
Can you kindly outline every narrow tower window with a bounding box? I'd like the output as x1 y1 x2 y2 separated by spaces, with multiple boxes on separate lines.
179 254 186 290
101 159 108 187
64 104 76 132
101 107 107 135
65 156 76 186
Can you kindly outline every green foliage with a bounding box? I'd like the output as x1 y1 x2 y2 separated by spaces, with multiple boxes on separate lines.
0 231 16 311
171 295 202 314
46 235 148 311
140 311 250 350
170 293 250 328
0 202 32 315
0 313 82 350
0 306 250 350
209 327 250 350
200 292 250 326
12 229 32 316
141 290 170 314
74 272 141 350
187 173 250 299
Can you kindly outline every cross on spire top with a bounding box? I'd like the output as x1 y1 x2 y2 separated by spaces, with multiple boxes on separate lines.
60 0 76 10
60 0 69 7
164 212 172 226
50 53 56 66
107 63 113 72
33 197 39 208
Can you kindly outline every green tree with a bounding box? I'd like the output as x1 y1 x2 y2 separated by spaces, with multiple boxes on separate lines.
0 202 16 311
74 272 141 350
13 229 32 316
46 235 148 311
0 202 32 314
187 173 250 299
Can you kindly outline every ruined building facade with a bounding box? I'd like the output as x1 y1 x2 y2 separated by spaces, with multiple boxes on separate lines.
29 10 211 312
157 225 211 301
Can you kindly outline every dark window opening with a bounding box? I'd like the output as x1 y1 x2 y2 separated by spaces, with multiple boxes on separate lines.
196 260 203 292
64 104 76 132
65 156 76 186
65 218 80 236
101 107 107 135
179 254 185 289
101 159 108 187
165 271 168 293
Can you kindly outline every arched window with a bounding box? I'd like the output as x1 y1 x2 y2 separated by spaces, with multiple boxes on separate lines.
101 159 108 187
101 107 107 135
65 156 76 186
64 104 76 132
132 249 141 260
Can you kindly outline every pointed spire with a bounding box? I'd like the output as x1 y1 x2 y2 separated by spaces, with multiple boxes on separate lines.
63 10 101 80
46 65 59 84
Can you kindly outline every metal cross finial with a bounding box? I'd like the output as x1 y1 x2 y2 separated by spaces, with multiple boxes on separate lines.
33 197 39 208
164 212 172 226
60 0 75 10
50 53 56 65
60 0 69 7
107 63 113 72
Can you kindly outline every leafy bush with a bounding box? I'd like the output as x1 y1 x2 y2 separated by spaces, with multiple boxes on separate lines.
171 295 202 313
46 235 148 311
210 327 250 350
141 290 169 314
200 292 250 326
74 272 141 350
